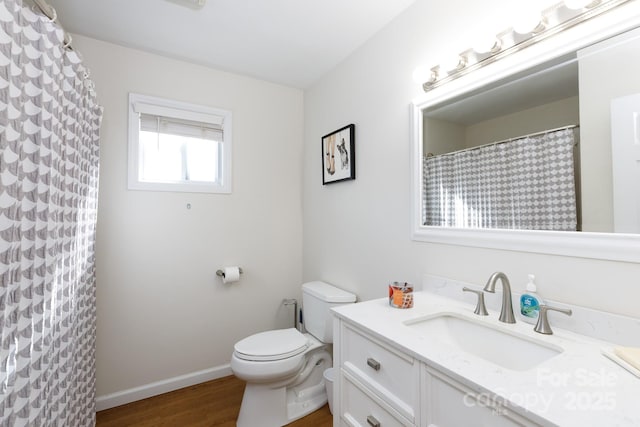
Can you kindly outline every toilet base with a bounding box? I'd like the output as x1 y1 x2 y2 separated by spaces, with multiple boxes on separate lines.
236 349 330 427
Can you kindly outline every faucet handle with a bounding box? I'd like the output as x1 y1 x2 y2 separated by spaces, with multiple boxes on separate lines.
462 287 488 316
534 305 572 335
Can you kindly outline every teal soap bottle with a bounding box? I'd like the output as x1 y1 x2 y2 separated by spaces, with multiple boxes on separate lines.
520 274 543 324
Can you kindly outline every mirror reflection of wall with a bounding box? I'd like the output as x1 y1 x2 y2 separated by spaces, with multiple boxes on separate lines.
579 29 640 233
423 96 579 154
421 26 640 234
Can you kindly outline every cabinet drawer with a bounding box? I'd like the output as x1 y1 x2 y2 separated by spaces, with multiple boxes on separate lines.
424 368 540 427
341 324 418 420
341 372 414 427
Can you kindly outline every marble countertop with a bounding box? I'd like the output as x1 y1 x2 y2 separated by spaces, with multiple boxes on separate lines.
332 291 640 426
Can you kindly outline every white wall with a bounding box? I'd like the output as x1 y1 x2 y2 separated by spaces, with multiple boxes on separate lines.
303 0 640 318
72 36 304 399
465 96 579 147
423 96 579 155
423 117 465 156
579 29 640 233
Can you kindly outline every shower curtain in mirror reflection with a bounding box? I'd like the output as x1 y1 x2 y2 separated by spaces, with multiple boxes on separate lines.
423 128 577 231
0 1 102 425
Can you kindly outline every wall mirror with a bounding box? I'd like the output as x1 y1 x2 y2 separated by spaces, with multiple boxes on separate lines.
411 3 640 262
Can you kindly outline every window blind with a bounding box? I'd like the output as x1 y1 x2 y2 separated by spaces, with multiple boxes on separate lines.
140 113 223 141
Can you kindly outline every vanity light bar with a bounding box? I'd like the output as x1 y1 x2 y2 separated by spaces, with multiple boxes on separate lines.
420 0 631 92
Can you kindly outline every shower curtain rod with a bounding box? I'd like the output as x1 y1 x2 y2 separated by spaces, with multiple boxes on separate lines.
32 0 73 49
426 124 579 158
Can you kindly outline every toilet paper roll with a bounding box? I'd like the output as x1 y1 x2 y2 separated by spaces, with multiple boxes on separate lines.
222 266 241 284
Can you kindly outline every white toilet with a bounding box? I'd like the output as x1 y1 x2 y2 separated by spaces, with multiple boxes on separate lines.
231 281 356 427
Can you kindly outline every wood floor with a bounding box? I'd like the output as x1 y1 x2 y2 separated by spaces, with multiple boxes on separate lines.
96 375 333 427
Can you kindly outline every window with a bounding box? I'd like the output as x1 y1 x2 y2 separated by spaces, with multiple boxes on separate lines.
128 93 232 193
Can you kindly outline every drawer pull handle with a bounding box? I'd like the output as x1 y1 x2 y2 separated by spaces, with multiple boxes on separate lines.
367 415 381 427
366 358 381 371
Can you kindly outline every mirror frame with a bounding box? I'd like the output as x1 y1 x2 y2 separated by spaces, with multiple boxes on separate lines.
411 3 640 263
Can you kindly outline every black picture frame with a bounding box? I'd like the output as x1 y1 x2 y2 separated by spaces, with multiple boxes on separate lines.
321 124 355 185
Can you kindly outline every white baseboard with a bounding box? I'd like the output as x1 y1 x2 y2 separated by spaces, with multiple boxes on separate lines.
96 364 233 411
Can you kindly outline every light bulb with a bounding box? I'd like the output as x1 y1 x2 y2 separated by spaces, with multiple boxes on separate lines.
473 34 501 54
564 0 596 9
513 12 544 34
440 55 466 74
412 65 435 84
511 1 547 35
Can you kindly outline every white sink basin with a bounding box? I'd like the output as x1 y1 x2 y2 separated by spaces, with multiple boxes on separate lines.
404 313 563 371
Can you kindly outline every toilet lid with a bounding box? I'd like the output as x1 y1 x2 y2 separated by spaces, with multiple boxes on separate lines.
234 328 309 361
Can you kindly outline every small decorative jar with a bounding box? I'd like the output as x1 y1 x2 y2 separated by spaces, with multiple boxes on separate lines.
388 282 414 309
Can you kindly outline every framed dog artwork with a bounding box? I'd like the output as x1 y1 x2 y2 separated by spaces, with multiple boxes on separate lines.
321 124 355 185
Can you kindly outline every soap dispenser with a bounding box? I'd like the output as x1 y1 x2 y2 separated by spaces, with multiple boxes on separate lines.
520 274 543 324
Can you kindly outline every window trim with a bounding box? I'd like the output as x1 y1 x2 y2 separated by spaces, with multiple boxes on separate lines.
128 93 232 194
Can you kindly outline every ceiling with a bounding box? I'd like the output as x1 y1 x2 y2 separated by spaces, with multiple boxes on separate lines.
48 0 416 88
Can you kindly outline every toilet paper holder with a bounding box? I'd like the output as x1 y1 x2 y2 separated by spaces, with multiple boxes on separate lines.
216 267 243 278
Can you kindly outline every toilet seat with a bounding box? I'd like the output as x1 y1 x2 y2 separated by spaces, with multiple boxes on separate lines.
234 328 309 362
231 281 356 427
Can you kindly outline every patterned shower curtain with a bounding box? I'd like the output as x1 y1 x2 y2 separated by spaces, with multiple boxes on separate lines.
423 127 578 231
0 1 102 425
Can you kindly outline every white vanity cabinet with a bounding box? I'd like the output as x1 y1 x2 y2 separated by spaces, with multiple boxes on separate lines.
336 322 420 426
333 318 542 427
332 291 640 426
422 366 539 427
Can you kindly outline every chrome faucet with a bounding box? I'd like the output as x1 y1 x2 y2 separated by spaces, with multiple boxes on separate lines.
483 272 516 324
534 305 572 335
462 287 488 316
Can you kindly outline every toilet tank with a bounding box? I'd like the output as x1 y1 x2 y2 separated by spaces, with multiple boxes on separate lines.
302 281 356 343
